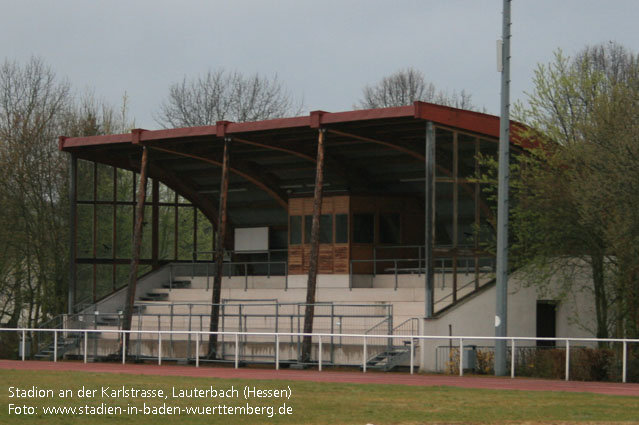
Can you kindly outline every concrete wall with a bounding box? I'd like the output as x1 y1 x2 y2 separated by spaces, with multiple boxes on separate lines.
419 274 598 371
81 263 600 371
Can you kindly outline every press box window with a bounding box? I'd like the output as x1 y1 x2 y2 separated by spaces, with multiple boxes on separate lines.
289 216 302 245
304 214 333 244
320 214 333 243
335 214 348 243
353 213 374 243
379 213 400 244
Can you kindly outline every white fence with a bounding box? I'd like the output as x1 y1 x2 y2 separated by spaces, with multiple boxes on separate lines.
1 328 638 383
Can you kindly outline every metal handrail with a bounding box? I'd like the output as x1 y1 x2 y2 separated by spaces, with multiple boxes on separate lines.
3 326 637 381
169 260 288 291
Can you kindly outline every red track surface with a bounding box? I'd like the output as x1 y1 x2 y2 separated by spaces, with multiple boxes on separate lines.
1 360 638 397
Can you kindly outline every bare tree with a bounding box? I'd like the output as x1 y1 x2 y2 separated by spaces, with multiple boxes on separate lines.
0 57 134 340
358 68 476 110
0 57 71 332
155 69 302 127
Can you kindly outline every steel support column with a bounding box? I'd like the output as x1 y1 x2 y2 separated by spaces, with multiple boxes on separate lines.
68 153 77 314
425 122 435 318
122 146 149 355
495 0 512 376
209 137 231 358
301 128 325 363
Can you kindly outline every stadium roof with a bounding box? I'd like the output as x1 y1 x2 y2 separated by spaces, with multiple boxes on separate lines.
59 101 525 229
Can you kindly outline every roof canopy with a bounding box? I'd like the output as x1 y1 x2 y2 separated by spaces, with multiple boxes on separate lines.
60 101 524 229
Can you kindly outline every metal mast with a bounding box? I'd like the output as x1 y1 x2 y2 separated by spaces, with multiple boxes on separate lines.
495 0 511 376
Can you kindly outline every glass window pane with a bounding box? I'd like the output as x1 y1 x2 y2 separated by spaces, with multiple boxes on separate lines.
115 265 129 291
96 164 113 201
115 205 132 259
335 214 348 243
457 184 476 247
379 213 400 244
159 206 175 260
77 204 93 258
77 160 93 201
96 264 113 299
458 134 477 179
289 216 302 245
178 206 194 260
435 182 454 246
353 213 374 244
96 205 113 258
76 264 94 304
435 128 454 178
159 182 175 204
116 169 134 202
478 192 496 245
196 209 213 261
320 214 333 244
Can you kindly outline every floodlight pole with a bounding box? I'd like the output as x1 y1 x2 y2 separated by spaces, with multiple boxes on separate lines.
495 0 511 376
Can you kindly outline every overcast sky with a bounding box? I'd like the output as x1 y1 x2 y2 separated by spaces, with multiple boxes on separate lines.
2 0 638 130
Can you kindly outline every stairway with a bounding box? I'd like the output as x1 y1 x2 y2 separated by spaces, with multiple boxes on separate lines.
365 342 414 371
33 332 84 361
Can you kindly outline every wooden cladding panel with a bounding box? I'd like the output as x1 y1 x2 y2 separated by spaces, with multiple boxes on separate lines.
319 246 334 274
333 245 349 273
289 195 349 216
288 246 303 274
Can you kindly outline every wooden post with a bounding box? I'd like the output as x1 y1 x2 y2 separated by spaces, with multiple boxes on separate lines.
301 129 325 363
208 137 231 358
121 146 149 356
151 179 159 268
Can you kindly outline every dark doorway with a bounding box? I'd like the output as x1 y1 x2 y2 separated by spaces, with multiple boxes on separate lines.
536 301 556 347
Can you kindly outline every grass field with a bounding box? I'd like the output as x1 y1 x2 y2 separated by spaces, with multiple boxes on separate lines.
1 369 638 424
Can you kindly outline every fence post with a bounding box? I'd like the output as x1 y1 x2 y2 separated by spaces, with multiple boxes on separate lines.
158 332 162 366
623 340 627 384
235 333 239 369
459 338 463 377
169 305 174 358
510 338 515 378
349 261 353 291
122 331 126 365
195 332 200 368
83 331 88 364
330 304 335 364
410 337 414 375
394 260 398 290
565 340 570 381
53 330 58 362
188 304 193 360
206 263 210 291
275 334 280 370
363 336 367 373
21 330 25 361
318 335 322 372
284 261 288 291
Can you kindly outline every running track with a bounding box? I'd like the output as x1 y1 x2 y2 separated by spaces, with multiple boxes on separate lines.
1 360 638 397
